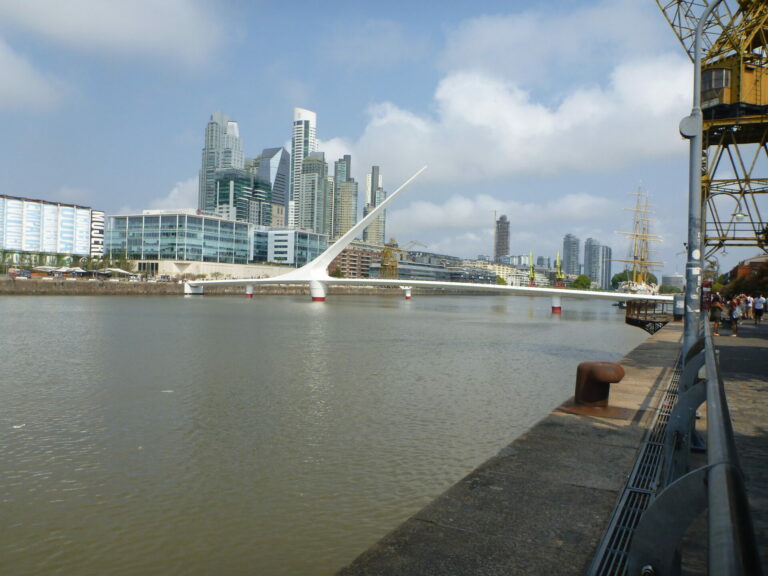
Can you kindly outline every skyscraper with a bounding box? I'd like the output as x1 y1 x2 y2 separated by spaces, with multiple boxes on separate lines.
600 245 613 290
332 155 358 241
584 238 600 285
494 215 510 262
290 108 317 228
363 166 385 245
584 238 613 289
248 147 291 226
298 151 329 235
199 111 244 212
562 233 580 276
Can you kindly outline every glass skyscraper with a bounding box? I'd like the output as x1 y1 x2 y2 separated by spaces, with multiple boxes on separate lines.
363 166 385 245
332 155 358 241
584 238 612 290
249 147 290 226
562 233 580 276
198 111 244 213
298 152 330 236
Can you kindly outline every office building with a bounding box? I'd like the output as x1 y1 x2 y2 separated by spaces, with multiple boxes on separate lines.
494 215 510 261
363 166 386 245
562 233 580 276
0 194 105 268
298 152 330 235
267 229 327 267
332 155 358 240
106 210 251 265
247 147 290 226
211 168 269 226
106 209 324 277
290 108 317 227
199 111 244 212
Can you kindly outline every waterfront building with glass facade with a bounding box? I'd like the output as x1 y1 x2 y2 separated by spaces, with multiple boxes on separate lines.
106 210 327 277
267 229 327 267
0 194 105 270
106 210 251 273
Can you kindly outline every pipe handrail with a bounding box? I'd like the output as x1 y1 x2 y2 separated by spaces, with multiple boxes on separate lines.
702 329 760 574
627 322 762 575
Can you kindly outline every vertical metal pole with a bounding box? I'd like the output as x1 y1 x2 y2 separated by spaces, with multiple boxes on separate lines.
680 0 723 361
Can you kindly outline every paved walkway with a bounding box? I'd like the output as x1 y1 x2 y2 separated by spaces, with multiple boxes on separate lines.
335 320 767 575
711 318 768 574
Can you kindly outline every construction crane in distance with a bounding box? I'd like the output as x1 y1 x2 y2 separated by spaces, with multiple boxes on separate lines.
656 0 768 256
379 238 428 279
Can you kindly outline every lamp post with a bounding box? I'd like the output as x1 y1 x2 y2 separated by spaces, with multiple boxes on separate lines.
679 0 723 361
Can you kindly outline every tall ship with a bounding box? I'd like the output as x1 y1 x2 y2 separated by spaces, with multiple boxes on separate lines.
614 188 663 295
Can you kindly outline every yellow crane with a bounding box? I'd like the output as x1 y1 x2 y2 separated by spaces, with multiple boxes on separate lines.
656 0 768 255
379 238 427 279
554 251 565 287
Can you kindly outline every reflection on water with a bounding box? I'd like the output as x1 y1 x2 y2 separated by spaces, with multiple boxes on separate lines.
0 295 647 576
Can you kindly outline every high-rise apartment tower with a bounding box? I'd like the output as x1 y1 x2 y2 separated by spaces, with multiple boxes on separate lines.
494 215 510 262
290 108 317 228
562 233 580 276
332 155 358 240
363 166 385 245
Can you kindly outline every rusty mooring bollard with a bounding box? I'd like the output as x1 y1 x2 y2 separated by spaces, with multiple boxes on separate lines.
574 362 625 406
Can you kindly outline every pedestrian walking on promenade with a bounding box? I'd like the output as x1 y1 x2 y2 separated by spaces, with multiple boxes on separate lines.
754 294 766 325
729 296 742 337
711 292 723 335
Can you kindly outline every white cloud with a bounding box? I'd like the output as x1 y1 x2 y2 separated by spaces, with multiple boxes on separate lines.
0 38 61 109
0 0 222 65
439 0 669 90
317 137 354 166
386 192 620 259
350 54 691 188
149 177 198 210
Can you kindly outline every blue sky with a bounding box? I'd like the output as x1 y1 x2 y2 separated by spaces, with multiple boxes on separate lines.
0 0 754 276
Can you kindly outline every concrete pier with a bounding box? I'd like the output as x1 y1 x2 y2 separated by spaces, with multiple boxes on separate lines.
336 321 768 575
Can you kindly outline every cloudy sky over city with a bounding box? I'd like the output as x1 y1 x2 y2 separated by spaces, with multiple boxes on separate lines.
0 0 752 275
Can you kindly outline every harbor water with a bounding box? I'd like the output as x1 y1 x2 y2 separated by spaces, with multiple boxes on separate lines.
0 294 648 575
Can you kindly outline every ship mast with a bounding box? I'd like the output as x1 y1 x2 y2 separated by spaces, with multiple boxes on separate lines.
614 188 663 288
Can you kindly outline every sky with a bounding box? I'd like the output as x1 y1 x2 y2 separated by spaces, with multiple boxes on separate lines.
0 0 759 277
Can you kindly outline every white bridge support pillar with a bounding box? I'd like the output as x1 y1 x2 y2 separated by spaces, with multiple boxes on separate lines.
246 284 254 299
402 286 412 300
184 282 204 295
551 295 562 314
309 280 326 302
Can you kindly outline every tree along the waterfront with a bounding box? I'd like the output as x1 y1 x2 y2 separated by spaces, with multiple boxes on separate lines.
572 274 593 290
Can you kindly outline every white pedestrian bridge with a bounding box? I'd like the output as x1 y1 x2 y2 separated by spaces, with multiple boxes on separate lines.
184 165 673 308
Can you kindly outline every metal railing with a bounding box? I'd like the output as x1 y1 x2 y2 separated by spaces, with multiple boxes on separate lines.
626 322 762 575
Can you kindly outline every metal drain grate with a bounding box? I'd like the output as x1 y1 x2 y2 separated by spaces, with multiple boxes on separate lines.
586 359 682 576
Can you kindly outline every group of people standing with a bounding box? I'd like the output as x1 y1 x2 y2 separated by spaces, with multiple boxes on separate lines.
710 292 766 336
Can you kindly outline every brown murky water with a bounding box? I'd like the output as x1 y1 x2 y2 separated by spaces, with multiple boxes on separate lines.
0 295 647 575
